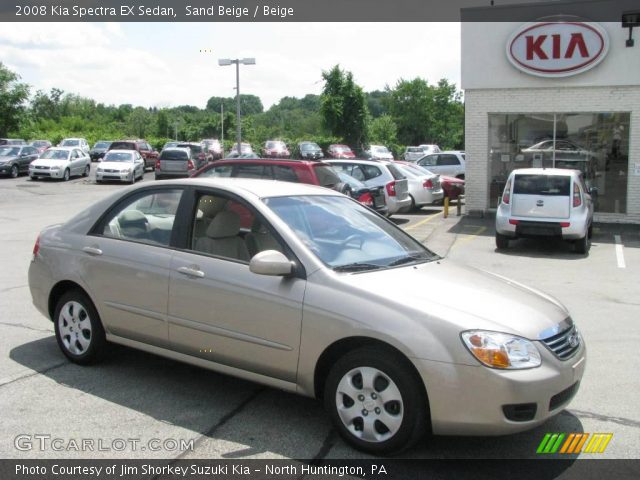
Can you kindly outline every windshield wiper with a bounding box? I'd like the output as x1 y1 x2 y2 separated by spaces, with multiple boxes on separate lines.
333 262 384 272
387 252 437 267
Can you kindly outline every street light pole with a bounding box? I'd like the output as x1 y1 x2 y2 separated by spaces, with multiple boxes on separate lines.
220 103 224 147
218 57 255 157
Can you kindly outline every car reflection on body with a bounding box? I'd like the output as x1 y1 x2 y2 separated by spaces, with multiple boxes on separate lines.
96 150 145 184
28 178 585 454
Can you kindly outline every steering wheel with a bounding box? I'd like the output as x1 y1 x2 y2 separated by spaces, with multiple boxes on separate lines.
341 234 364 250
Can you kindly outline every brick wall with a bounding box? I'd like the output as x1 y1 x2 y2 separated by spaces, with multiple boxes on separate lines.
464 86 640 222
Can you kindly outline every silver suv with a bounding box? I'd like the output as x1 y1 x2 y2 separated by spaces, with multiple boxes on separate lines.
325 159 411 215
495 168 594 253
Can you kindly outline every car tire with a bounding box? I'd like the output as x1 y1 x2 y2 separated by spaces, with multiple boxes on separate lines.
96 179 102 184
129 173 135 184
63 169 70 181
83 165 90 177
324 347 427 455
588 224 593 239
495 232 510 250
574 233 590 254
10 164 19 178
30 175 38 181
53 289 107 365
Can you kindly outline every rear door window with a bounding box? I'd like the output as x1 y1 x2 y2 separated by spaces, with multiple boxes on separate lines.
273 165 298 182
361 165 382 180
438 154 460 166
513 175 571 196
234 164 272 179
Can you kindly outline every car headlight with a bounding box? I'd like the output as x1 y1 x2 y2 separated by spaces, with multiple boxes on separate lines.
97 168 103 173
122 168 131 174
461 330 541 369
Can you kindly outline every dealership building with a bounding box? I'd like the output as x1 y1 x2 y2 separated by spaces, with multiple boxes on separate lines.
461 2 640 222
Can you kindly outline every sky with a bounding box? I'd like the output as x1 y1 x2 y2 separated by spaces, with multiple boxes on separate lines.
0 22 461 110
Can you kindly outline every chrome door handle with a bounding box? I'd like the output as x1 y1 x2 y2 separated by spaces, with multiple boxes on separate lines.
82 246 103 256
177 266 205 278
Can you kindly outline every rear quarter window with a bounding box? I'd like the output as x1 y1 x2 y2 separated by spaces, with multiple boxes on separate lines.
385 164 406 180
513 175 571 196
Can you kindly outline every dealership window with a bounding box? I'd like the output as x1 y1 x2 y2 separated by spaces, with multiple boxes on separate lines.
488 113 630 213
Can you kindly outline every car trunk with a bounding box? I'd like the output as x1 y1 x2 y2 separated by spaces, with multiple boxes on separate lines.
511 174 571 219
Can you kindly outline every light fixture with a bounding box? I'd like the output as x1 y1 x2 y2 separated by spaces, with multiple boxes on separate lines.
622 11 640 47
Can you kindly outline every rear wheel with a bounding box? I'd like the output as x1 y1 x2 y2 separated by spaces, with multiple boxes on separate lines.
574 233 590 254
324 347 427 455
82 165 90 177
54 290 106 365
495 232 510 250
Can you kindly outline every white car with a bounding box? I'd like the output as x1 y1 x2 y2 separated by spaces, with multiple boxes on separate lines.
495 168 594 253
395 163 444 210
59 137 90 155
325 159 411 216
365 145 394 161
29 147 90 181
96 150 145 184
417 151 466 179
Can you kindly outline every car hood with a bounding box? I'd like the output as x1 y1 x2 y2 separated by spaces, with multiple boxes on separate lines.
339 259 569 340
0 155 19 162
30 158 69 166
99 161 134 170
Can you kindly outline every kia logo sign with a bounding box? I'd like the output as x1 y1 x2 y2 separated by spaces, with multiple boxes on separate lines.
507 22 609 77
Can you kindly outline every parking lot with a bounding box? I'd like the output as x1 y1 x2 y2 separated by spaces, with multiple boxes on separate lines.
1 165 639 462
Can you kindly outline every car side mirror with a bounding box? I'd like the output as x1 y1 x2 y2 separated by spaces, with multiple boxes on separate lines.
249 250 293 276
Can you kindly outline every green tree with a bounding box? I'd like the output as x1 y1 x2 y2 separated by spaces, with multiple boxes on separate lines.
156 110 169 137
206 94 263 115
320 65 369 148
0 62 30 136
127 107 151 138
368 115 398 146
386 78 434 146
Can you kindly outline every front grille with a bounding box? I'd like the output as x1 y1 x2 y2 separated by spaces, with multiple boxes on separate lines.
104 169 120 173
541 325 581 360
549 382 579 411
35 166 49 170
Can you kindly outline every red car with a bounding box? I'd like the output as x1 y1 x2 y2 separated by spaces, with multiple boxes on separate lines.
262 140 290 158
396 161 465 200
191 158 386 214
327 144 356 159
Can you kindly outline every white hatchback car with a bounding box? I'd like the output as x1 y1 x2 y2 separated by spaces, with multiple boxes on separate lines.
59 137 90 155
417 151 466 179
495 168 594 253
29 147 91 181
325 159 411 216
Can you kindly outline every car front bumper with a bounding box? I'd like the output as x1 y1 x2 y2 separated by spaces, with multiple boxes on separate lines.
96 171 133 183
29 168 65 179
412 342 586 435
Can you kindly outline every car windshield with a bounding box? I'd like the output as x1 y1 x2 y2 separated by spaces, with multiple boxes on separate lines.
264 195 438 270
397 165 420 178
0 147 20 156
374 146 390 154
160 150 189 160
104 152 134 162
333 146 350 152
40 150 70 160
31 141 49 147
163 142 178 149
94 142 110 149
301 143 319 151
61 140 79 146
513 174 571 196
110 142 135 150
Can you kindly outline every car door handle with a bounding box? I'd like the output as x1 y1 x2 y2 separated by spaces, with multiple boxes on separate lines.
82 246 103 256
177 266 205 278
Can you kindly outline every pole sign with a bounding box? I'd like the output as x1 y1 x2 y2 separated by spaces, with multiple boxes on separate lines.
506 22 609 77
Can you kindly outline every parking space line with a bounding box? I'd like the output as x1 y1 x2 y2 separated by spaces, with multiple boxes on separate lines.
614 235 626 269
405 212 443 231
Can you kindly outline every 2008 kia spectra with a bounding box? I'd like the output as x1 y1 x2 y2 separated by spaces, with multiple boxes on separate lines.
28 178 585 454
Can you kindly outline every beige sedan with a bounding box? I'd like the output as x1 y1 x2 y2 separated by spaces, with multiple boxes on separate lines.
28 178 585 454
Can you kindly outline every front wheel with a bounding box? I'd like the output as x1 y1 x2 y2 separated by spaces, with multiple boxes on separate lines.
62 169 70 181
54 290 107 365
324 347 427 455
10 164 19 178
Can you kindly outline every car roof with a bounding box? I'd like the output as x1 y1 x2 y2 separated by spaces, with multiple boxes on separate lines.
212 158 322 166
105 149 135 155
180 177 338 198
162 147 191 152
511 168 579 176
47 146 76 151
